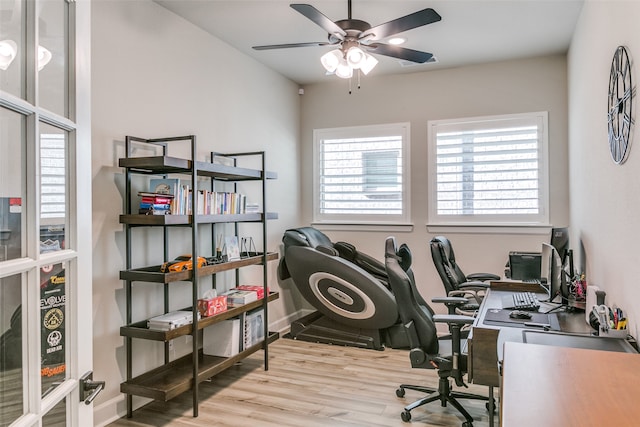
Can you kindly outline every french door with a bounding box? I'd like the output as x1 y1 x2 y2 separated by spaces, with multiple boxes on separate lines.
0 1 92 426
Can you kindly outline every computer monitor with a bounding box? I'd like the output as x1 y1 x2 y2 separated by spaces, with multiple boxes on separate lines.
540 243 564 303
550 227 570 261
508 252 542 281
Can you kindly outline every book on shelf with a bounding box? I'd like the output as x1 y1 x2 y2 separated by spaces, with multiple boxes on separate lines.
137 192 174 215
244 308 265 349
223 289 258 307
139 203 171 210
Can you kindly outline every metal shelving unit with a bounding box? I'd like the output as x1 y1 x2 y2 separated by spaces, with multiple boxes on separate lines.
119 135 278 417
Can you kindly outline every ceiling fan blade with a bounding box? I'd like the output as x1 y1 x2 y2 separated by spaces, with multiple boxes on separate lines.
365 43 434 63
291 4 347 39
360 8 441 41
253 41 332 50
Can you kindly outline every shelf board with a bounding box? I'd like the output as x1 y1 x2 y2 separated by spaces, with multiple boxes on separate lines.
118 155 276 180
119 212 278 226
119 252 279 283
120 292 280 341
120 332 279 401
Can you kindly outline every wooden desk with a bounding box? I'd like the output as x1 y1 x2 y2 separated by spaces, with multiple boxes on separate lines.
501 341 640 426
467 282 591 387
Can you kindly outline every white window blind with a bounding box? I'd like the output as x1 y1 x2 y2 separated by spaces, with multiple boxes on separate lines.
313 123 410 224
40 134 66 220
428 112 549 226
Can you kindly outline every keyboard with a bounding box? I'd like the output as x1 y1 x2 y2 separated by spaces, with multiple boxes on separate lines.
502 292 540 311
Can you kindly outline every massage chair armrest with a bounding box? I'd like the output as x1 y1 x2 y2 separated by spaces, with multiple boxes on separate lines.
466 272 500 282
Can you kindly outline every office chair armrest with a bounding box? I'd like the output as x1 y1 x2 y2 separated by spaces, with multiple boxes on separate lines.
457 281 489 290
434 295 476 314
432 296 469 305
466 272 500 282
432 314 475 326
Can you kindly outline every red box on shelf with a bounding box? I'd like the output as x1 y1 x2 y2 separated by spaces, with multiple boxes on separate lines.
197 295 227 317
234 285 269 300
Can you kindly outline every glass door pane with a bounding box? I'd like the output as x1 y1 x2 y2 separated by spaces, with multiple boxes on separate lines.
0 0 25 99
38 0 69 117
0 273 23 427
0 107 25 262
39 123 67 253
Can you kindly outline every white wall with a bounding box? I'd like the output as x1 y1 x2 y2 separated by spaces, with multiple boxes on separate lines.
299 56 570 307
90 1 302 424
568 1 640 339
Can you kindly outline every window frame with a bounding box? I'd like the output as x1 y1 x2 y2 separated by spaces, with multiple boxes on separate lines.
427 111 550 228
312 123 411 226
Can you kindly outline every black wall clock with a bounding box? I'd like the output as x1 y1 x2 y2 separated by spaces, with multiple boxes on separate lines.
607 45 635 164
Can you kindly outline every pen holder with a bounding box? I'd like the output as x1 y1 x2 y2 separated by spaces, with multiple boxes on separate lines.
599 326 627 339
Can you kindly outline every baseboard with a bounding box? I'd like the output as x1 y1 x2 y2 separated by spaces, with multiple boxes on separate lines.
94 308 314 424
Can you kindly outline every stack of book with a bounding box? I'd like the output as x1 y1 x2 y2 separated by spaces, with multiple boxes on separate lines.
138 192 174 215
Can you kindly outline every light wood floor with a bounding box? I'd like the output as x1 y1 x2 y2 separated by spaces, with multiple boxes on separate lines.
108 338 497 427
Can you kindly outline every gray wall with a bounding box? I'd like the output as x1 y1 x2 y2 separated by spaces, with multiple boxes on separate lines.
299 55 570 307
90 1 302 424
568 1 640 341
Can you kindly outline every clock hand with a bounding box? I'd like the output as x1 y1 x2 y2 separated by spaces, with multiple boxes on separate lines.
609 88 632 114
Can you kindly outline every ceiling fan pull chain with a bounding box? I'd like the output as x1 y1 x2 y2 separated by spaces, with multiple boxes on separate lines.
357 69 361 90
348 76 352 94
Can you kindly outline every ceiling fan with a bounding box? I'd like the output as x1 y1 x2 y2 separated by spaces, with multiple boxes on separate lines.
252 1 441 78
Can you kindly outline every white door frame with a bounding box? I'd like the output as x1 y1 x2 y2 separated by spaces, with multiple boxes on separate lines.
0 0 93 425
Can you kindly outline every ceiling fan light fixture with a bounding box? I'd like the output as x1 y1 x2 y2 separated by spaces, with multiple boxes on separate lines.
360 53 378 75
0 39 17 71
320 49 342 73
346 46 366 69
335 59 353 79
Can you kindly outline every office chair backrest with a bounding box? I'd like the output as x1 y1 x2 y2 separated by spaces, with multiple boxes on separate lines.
430 236 468 293
385 237 439 355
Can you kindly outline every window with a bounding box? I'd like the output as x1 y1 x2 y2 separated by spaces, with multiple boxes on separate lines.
40 132 66 221
428 112 549 227
313 123 410 225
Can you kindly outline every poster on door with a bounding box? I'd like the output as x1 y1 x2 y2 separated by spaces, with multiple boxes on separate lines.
40 263 65 378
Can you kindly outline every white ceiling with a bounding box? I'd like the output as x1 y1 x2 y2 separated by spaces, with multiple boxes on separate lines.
155 0 584 85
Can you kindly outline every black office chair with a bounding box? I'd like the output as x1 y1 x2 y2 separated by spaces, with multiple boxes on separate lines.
385 236 490 426
430 236 500 315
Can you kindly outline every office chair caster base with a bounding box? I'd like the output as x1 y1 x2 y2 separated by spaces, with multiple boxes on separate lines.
396 388 405 398
401 410 411 422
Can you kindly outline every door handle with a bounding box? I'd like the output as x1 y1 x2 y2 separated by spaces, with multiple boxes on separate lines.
79 371 105 405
